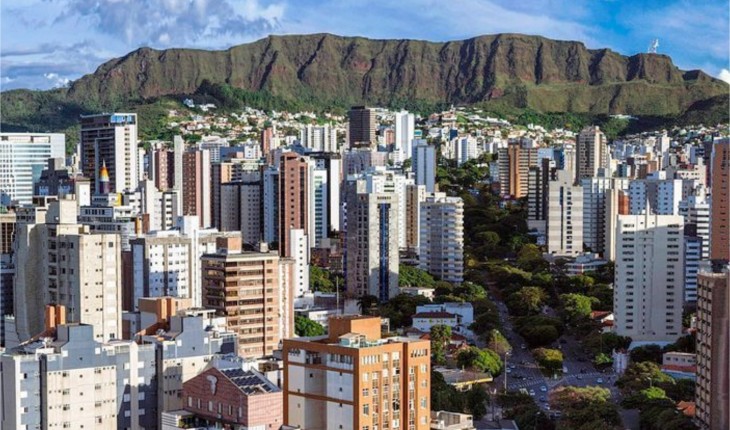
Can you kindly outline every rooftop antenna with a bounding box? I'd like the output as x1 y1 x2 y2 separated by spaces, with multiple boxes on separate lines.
648 39 659 54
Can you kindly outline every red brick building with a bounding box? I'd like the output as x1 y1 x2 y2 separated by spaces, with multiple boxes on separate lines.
182 367 283 429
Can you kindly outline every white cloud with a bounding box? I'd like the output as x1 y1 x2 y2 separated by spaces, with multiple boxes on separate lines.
56 0 285 47
719 69 730 84
44 72 70 88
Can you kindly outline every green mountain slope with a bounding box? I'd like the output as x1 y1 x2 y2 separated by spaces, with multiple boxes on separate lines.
1 33 728 135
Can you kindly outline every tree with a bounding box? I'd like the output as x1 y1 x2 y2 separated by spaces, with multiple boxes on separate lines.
399 264 436 288
549 386 620 430
533 348 563 373
507 286 547 316
516 244 543 270
456 346 503 376
617 361 673 396
560 293 595 323
630 344 663 364
295 316 326 337
430 325 452 365
310 266 334 292
549 386 612 410
623 386 668 408
486 329 512 355
583 332 632 356
431 371 464 413
593 352 613 368
514 316 563 347
465 385 489 420
379 293 431 328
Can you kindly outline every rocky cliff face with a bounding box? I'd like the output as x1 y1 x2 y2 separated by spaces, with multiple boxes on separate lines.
62 33 726 116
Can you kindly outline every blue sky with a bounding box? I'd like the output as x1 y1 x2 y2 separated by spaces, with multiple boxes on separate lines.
1 0 729 91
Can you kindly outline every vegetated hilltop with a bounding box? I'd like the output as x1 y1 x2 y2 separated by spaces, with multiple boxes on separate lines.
2 33 728 134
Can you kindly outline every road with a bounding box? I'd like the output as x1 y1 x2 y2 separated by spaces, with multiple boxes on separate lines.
487 291 622 411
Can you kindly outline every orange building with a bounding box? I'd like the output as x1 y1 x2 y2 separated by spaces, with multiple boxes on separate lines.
283 315 431 430
710 139 729 263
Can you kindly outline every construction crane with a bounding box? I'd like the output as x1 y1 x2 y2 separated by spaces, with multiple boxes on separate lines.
648 39 659 54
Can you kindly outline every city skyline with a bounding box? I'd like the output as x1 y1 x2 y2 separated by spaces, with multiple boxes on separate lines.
1 0 729 90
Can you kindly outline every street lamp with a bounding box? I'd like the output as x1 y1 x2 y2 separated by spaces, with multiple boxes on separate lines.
503 351 511 393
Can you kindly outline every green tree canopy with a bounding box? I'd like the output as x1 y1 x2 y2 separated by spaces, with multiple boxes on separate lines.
533 348 564 373
456 346 503 376
399 264 436 288
487 329 512 355
507 286 547 316
430 325 452 365
560 293 596 323
295 316 326 337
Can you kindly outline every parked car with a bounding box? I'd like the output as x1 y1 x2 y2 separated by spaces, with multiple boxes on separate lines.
540 386 547 392
597 378 604 384
529 389 536 396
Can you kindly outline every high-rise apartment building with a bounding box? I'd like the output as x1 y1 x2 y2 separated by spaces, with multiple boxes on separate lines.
79 113 139 193
348 106 376 148
310 153 343 242
679 188 711 260
282 315 431 430
47 199 123 341
413 141 436 193
130 220 238 310
604 188 630 261
300 124 338 153
279 153 310 257
498 140 540 198
345 179 400 301
547 170 584 257
576 126 609 182
394 110 415 163
262 166 280 243
695 267 729 430
0 133 65 206
405 184 426 252
582 177 630 256
182 149 212 228
527 158 554 233
613 212 684 343
419 193 464 283
201 237 293 358
710 138 729 262
0 322 157 429
628 178 684 216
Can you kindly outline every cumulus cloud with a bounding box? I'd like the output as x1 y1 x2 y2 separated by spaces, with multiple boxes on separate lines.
719 69 730 84
44 72 71 88
56 0 285 47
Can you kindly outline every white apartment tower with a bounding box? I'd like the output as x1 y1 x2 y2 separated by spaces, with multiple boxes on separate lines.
419 193 464 283
613 212 684 343
394 110 415 163
547 169 584 257
300 124 338 153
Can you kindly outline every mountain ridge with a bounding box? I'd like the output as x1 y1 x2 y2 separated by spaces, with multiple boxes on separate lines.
1 33 728 136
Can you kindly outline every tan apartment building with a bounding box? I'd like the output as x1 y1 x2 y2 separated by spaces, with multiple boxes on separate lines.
202 237 293 358
710 138 729 262
279 152 311 258
695 268 730 430
498 141 539 198
283 315 431 430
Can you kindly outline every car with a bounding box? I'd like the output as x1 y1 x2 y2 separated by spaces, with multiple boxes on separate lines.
576 375 583 380
520 344 527 350
509 364 516 369
540 396 547 402
529 389 535 396
540 386 547 392
506 368 512 374
596 378 604 384
559 339 567 344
